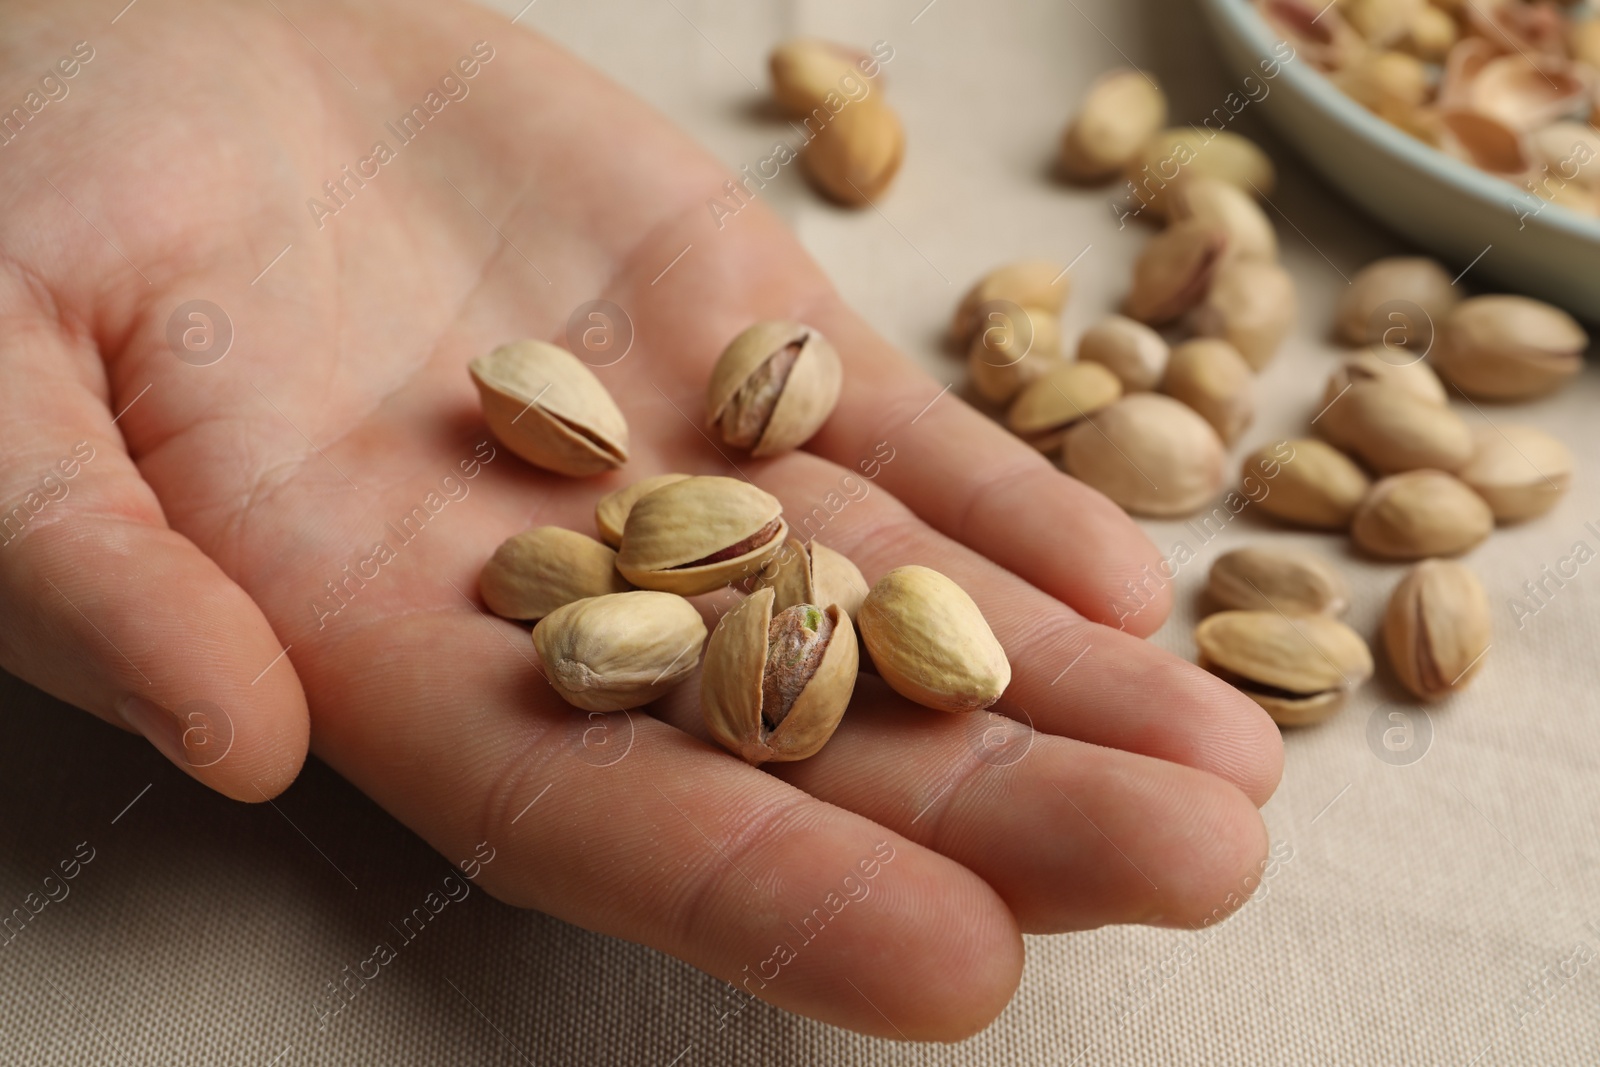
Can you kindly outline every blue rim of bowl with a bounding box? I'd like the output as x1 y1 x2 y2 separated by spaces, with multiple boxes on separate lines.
1205 0 1600 242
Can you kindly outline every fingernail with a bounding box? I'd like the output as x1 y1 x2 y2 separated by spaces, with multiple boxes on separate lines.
116 695 191 769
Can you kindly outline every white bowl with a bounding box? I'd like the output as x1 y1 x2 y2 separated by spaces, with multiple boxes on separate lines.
1197 0 1600 321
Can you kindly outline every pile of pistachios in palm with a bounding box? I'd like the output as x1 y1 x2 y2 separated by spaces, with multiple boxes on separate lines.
1258 0 1600 210
467 323 1010 765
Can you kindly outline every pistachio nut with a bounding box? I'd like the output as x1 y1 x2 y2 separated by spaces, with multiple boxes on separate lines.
702 589 859 764
1458 424 1574 523
1383 559 1491 702
1573 18 1600 73
595 473 692 548
469 340 630 477
1342 0 1424 47
1324 349 1448 409
707 321 842 456
1206 546 1351 616
952 260 1071 344
1187 257 1296 370
1247 438 1371 530
1435 295 1586 400
1195 611 1374 727
756 536 870 621
857 565 1010 712
532 591 708 712
480 526 633 621
967 305 1063 404
1161 338 1255 445
616 475 788 595
1404 5 1458 62
769 38 874 116
1076 314 1170 392
1124 219 1230 325
1336 50 1431 120
801 99 904 207
1058 68 1168 184
1124 128 1277 219
1317 381 1473 474
1333 256 1459 348
1063 394 1225 517
1166 176 1278 262
1351 470 1494 559
1532 123 1600 193
1005 360 1123 452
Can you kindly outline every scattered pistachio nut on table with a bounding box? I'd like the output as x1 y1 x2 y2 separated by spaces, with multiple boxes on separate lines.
951 260 1072 345
967 304 1063 405
1434 295 1587 401
616 475 788 596
594 472 692 548
1186 256 1296 371
1075 314 1169 392
707 321 842 456
1160 338 1255 445
1206 546 1351 617
1245 438 1371 531
1325 349 1449 409
1383 559 1492 703
800 98 905 207
1166 176 1279 262
1063 393 1226 518
1316 380 1474 474
1458 424 1574 523
480 526 633 621
532 591 708 712
702 589 859 764
1350 469 1494 560
857 565 1010 713
1005 360 1123 453
1333 256 1459 347
756 536 869 621
469 340 630 477
1057 67 1168 183
1195 610 1374 727
1124 128 1276 218
768 38 876 116
1123 219 1230 325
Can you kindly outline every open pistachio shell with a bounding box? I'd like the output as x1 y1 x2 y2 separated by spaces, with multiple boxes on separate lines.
480 526 633 621
616 476 788 596
1124 219 1230 325
967 306 1063 405
951 260 1071 345
1196 610 1373 727
707 321 842 456
858 566 1010 713
532 591 707 712
469 340 629 477
595 473 692 548
1005 361 1123 452
757 537 869 621
1187 257 1296 371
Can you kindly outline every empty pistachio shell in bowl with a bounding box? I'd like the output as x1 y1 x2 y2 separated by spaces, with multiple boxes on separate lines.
1076 314 1169 392
1058 67 1168 183
1161 338 1255 445
1005 360 1122 453
1247 438 1370 530
769 38 873 116
967 305 1063 405
616 475 788 596
1187 257 1296 371
469 340 630 477
707 321 842 456
1383 559 1491 702
532 591 707 712
1064 394 1225 518
1206 546 1351 616
951 260 1072 345
1324 349 1448 408
594 473 692 548
1317 381 1473 474
1124 219 1230 325
1195 611 1373 727
480 526 633 621
1333 256 1459 347
1124 128 1276 218
757 537 869 621
702 589 859 764
1166 176 1278 262
1458 424 1574 523
1435 296 1586 400
1350 470 1494 559
858 566 1010 713
801 99 904 207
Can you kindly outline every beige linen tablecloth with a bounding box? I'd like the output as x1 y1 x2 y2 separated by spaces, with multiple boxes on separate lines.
4 0 1598 1063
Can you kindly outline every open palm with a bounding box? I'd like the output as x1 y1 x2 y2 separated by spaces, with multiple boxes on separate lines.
0 0 1281 1038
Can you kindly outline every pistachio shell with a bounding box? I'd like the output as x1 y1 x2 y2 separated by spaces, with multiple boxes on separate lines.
1337 50 1431 119
769 38 874 116
1343 0 1425 47
469 341 630 477
858 566 1009 712
1351 470 1494 559
1058 68 1169 183
1248 438 1371 530
1532 123 1600 192
1166 177 1278 262
1124 219 1230 325
757 537 870 621
1333 257 1459 347
1161 338 1255 445
1187 257 1296 370
1195 610 1373 727
616 476 788 595
1458 424 1574 523
1259 0 1369 71
1207 547 1351 616
952 261 1072 344
967 306 1063 404
480 526 633 621
1404 5 1458 62
1469 54 1588 132
1439 109 1534 179
1436 295 1586 400
1005 361 1123 452
1324 349 1448 409
1124 129 1277 219
532 591 707 712
702 589 859 764
707 321 842 456
1075 315 1170 392
1063 394 1225 518
801 99 904 206
1318 381 1473 473
1383 560 1491 702
595 473 692 548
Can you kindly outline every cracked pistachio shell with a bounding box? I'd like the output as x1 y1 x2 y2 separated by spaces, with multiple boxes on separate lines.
1248 438 1371 530
1436 296 1586 400
1005 360 1122 452
1458 424 1573 523
801 99 904 207
707 322 842 456
757 537 869 621
1383 560 1491 702
480 526 633 621
859 566 1010 712
1324 349 1448 409
1167 176 1278 262
1207 547 1351 616
967 306 1063 405
952 260 1071 344
1124 219 1230 325
469 340 629 477
1187 257 1296 370
702 589 859 764
532 591 707 712
1076 315 1170 392
1161 338 1255 445
1064 394 1225 518
1333 257 1459 346
1058 68 1168 183
1318 381 1473 474
1195 611 1373 727
1124 129 1277 219
769 38 874 116
1351 470 1494 559
595 473 693 548
616 476 788 596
